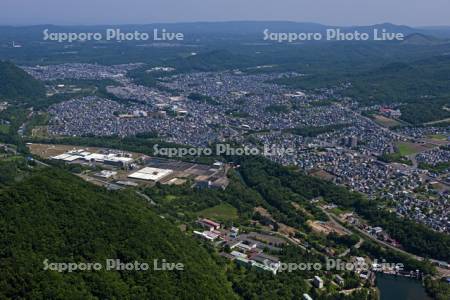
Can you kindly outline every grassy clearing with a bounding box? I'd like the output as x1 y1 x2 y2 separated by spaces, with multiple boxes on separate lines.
396 142 430 156
426 134 448 141
0 124 9 134
373 115 401 128
163 195 178 202
197 203 238 221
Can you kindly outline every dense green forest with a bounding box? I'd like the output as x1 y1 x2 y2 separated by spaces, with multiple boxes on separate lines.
0 168 237 299
0 106 29 152
424 276 450 300
0 61 45 101
0 155 33 186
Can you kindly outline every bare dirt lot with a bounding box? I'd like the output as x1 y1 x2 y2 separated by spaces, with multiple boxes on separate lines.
307 220 348 236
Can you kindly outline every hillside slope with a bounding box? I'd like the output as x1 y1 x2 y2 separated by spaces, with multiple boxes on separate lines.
0 168 236 299
0 61 45 102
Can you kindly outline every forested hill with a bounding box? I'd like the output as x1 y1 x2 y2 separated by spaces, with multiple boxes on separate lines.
0 168 237 299
0 60 45 102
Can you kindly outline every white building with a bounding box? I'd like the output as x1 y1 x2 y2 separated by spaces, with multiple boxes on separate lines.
313 276 324 288
303 294 313 300
128 167 173 182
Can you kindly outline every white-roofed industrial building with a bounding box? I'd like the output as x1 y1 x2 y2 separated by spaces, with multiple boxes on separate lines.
52 153 82 162
52 150 134 167
127 167 173 182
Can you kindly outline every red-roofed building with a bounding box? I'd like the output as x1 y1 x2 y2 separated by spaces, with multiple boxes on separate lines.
198 218 221 230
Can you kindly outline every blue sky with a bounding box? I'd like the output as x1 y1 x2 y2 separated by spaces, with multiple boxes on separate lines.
1 0 449 26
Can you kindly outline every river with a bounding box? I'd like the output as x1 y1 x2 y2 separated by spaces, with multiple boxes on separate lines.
376 274 431 300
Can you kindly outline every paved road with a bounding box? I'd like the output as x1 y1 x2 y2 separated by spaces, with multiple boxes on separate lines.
320 208 363 257
135 191 156 206
33 158 50 167
325 210 450 277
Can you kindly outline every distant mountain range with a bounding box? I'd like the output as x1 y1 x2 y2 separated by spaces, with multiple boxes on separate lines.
1 21 450 42
401 33 443 45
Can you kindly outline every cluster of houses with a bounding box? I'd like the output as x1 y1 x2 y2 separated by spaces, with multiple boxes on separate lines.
194 218 282 274
379 107 402 118
193 218 383 298
341 213 400 247
365 225 400 247
0 101 8 112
